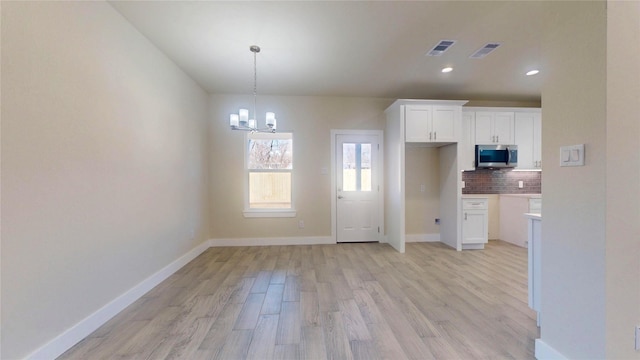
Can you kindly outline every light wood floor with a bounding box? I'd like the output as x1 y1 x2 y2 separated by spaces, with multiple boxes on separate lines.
59 240 538 360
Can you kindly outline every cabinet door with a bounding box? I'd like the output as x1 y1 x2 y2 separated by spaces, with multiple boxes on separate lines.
405 105 432 142
462 210 488 244
515 112 535 169
493 112 515 144
474 112 494 144
532 114 542 168
431 106 457 142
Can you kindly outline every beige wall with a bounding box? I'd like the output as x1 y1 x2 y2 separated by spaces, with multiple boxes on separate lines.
405 146 440 235
209 94 392 239
605 1 640 358
1 2 209 358
210 95 455 242
539 1 607 358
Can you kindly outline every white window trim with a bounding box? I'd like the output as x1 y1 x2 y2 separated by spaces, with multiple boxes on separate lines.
243 132 296 218
243 209 297 218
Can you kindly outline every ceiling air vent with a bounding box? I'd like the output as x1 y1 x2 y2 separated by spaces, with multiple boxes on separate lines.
426 40 456 56
470 43 501 59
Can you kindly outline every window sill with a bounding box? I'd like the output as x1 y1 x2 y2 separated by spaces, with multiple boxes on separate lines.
243 209 297 218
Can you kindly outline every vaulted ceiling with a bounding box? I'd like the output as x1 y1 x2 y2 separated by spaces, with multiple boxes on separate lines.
109 1 548 102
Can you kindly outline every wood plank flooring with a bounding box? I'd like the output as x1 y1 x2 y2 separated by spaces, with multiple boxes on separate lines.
59 241 538 360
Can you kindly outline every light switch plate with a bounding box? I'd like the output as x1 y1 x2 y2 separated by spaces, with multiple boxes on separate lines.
560 144 585 167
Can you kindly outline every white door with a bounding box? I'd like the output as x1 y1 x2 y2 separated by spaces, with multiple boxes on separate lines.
336 134 379 243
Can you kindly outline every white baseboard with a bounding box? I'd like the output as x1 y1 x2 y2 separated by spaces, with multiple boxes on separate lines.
26 240 211 360
210 236 335 247
405 233 441 243
535 339 569 360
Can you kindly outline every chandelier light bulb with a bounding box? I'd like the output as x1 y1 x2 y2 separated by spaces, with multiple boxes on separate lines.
239 109 249 125
230 114 239 127
266 112 276 128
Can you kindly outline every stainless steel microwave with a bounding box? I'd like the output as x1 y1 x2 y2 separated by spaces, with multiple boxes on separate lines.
475 145 518 168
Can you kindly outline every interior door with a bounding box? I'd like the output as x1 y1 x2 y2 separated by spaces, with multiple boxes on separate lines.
336 134 379 243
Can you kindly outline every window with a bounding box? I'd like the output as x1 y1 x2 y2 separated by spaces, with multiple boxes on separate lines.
342 143 372 192
245 132 294 217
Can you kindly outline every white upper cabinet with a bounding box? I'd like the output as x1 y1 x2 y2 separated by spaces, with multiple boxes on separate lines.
474 111 515 145
431 106 457 142
515 111 542 169
405 105 432 142
405 104 459 143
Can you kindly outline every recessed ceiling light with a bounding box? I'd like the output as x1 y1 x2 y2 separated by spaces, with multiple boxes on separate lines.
526 69 540 76
442 67 453 73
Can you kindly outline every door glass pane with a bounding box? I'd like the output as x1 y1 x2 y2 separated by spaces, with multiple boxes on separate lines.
342 143 356 191
342 142 372 192
361 144 371 191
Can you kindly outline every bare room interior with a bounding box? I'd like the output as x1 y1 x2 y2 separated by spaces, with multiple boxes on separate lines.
1 1 639 359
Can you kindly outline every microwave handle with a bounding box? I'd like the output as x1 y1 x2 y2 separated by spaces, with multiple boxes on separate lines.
506 146 511 165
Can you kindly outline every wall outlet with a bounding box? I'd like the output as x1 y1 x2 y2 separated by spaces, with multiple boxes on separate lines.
435 218 440 225
298 220 304 229
518 180 524 188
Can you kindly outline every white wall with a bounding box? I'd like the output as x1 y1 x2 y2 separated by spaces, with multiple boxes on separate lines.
209 94 391 240
1 2 209 358
539 1 608 358
605 1 640 358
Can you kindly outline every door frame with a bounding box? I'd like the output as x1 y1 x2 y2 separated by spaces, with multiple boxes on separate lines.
330 129 384 243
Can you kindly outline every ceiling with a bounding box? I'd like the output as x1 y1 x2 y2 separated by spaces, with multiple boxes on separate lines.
109 1 547 102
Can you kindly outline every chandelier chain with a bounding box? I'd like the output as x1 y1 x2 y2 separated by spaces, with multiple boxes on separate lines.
253 48 257 121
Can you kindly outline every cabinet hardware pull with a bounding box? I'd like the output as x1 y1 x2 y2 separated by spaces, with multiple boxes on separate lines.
464 213 467 220
434 131 437 140
429 132 432 140
497 135 499 142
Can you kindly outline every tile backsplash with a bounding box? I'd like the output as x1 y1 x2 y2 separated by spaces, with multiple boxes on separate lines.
462 169 541 194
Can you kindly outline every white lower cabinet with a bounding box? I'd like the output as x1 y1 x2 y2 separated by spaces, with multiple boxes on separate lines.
462 198 488 250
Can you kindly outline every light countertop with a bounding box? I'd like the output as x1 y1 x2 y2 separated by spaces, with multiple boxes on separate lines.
499 194 542 199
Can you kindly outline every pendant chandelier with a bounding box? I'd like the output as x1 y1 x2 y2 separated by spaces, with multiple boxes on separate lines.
229 45 277 133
